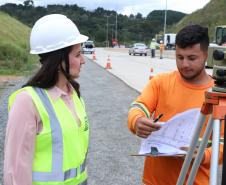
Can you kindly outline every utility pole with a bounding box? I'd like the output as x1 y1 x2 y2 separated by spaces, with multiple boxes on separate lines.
106 15 109 47
115 12 117 44
111 27 114 40
163 0 167 44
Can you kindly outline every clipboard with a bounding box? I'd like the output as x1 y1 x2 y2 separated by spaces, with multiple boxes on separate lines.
134 109 201 158
131 147 186 157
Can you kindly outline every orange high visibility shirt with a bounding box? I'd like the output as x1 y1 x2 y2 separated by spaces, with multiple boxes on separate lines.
128 71 224 185
159 43 164 51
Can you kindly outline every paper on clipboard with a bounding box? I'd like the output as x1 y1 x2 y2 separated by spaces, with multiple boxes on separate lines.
137 108 201 157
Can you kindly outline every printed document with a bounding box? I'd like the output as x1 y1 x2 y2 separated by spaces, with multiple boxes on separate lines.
139 108 201 156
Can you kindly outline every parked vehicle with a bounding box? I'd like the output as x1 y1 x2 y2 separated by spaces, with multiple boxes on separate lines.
155 33 176 50
164 33 176 50
81 40 95 54
129 43 148 56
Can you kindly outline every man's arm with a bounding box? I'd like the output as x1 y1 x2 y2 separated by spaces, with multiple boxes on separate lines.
128 77 161 137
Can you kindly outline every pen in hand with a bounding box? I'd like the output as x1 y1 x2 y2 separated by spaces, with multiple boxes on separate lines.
154 114 163 123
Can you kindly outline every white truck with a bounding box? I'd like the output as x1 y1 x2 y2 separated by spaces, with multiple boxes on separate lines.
164 33 176 50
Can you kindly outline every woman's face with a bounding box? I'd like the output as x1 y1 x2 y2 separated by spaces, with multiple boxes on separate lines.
68 44 85 78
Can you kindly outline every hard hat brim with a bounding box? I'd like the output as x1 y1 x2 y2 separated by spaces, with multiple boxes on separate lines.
30 34 89 54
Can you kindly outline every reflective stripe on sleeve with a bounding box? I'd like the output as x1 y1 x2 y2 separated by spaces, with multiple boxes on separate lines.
130 102 150 119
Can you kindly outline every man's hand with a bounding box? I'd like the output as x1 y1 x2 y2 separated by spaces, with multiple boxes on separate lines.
135 117 162 138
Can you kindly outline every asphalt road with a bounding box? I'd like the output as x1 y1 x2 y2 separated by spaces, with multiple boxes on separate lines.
79 58 144 184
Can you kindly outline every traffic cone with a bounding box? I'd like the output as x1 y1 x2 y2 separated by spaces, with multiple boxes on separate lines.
105 55 112 69
149 67 154 80
92 52 96 60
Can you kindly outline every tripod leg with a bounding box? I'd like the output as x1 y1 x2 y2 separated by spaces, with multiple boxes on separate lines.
176 113 206 185
221 116 226 185
186 116 213 185
210 119 221 185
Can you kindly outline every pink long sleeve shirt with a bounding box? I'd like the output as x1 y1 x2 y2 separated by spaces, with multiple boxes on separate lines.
4 85 81 185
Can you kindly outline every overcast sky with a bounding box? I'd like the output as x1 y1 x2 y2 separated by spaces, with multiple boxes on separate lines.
0 0 211 16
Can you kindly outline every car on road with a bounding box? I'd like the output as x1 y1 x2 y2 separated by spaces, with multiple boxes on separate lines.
81 40 95 54
129 43 148 56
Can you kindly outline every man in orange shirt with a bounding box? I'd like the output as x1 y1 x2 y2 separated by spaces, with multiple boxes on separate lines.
128 24 224 185
159 40 164 59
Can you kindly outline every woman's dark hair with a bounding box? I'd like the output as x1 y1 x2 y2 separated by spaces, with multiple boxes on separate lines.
23 46 81 97
176 24 209 52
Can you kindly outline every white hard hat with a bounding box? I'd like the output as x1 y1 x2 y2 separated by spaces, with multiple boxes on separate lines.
152 38 155 41
160 40 163 43
30 14 88 54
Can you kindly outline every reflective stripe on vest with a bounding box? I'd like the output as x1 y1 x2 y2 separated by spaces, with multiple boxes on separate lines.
32 87 86 182
130 102 151 119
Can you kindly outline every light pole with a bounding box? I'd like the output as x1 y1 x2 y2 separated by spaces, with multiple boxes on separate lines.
106 15 109 47
115 12 117 44
163 0 167 44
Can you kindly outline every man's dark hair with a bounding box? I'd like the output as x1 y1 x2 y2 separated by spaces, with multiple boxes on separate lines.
176 24 209 51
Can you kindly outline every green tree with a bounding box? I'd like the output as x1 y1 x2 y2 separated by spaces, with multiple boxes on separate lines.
23 0 34 7
136 13 142 19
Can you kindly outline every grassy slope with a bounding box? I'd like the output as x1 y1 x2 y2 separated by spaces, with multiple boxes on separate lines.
0 11 36 75
171 0 226 41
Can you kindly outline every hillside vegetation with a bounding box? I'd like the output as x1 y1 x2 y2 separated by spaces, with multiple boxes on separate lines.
0 11 36 75
171 0 226 41
1 0 224 75
0 2 186 46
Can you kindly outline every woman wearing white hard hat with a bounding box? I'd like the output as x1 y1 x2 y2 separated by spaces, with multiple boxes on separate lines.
4 14 89 185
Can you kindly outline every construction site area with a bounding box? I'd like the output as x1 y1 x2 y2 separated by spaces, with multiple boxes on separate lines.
0 47 222 184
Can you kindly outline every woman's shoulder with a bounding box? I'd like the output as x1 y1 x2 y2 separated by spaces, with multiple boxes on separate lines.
12 88 33 100
9 88 34 110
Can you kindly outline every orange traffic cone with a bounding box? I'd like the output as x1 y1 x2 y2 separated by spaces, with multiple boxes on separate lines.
149 67 154 80
105 55 112 69
92 52 96 60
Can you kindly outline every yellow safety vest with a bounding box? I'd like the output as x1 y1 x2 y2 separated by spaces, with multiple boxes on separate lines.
8 86 89 185
150 42 156 49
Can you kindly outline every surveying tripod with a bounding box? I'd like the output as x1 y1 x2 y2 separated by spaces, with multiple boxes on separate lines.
176 89 226 185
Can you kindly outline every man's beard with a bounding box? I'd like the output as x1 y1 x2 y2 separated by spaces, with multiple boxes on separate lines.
179 67 203 81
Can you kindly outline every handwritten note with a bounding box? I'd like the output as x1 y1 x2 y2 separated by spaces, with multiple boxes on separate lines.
139 108 201 156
